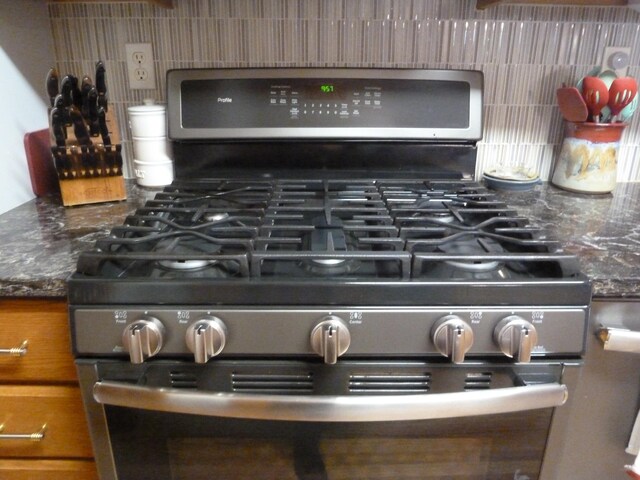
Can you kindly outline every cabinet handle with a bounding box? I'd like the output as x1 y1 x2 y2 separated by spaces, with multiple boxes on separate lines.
0 423 46 441
0 340 28 357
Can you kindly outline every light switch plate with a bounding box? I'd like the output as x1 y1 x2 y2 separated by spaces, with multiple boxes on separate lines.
600 46 631 78
125 43 156 90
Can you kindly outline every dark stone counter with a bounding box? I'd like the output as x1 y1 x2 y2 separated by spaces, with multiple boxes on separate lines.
1 181 638 299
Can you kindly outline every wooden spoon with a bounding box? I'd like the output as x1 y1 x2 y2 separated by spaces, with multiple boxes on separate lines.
609 77 638 122
556 86 588 123
581 76 609 123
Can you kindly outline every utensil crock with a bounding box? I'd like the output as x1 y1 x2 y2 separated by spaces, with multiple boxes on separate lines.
551 121 626 194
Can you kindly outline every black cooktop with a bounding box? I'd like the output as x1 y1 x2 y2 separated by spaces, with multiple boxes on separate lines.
68 178 591 307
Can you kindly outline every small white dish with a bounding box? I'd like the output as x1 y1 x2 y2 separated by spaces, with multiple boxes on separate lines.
483 167 540 191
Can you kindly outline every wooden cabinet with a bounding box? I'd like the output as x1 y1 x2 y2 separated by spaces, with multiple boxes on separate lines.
477 0 628 7
50 0 173 7
0 299 98 479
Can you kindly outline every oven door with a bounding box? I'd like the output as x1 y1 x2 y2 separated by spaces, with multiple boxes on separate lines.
77 360 578 480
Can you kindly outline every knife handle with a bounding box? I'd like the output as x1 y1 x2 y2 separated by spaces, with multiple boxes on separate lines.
97 107 110 145
46 67 59 108
60 76 73 107
95 61 108 112
69 106 92 147
88 87 100 137
50 108 67 148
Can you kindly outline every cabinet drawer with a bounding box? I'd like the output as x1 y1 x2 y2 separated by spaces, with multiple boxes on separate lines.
0 459 98 480
0 385 93 458
0 299 76 382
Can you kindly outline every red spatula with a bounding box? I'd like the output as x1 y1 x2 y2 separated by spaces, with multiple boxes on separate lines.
582 76 609 122
556 86 588 123
609 77 638 122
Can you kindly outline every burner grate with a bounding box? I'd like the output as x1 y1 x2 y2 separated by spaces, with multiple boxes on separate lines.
74 179 582 281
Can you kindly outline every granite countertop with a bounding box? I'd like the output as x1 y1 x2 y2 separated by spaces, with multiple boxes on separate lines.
0 181 639 299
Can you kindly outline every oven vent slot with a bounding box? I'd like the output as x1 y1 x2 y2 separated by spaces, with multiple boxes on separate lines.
170 371 199 389
231 373 314 393
464 372 493 390
349 373 431 393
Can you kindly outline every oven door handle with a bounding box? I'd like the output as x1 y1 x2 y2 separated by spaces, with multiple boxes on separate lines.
93 381 567 422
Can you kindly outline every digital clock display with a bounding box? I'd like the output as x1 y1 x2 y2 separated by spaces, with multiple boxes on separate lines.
320 84 334 93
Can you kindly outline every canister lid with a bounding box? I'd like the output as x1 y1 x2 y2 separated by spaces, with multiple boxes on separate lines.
128 100 166 114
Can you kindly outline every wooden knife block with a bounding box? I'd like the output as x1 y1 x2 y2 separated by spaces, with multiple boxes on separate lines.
51 108 126 207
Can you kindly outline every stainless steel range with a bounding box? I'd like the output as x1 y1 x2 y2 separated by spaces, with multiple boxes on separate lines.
69 69 591 480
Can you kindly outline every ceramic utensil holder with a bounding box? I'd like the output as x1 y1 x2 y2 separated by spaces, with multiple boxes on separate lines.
551 122 626 194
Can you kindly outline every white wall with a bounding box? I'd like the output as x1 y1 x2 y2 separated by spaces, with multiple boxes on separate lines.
0 0 54 214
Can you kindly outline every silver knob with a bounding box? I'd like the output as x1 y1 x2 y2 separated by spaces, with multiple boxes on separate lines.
432 315 474 364
185 317 227 364
494 316 538 363
122 317 165 364
310 316 351 364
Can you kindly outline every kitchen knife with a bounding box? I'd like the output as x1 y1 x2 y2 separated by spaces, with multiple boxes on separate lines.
45 67 59 108
88 87 100 136
69 105 92 147
80 76 93 119
53 93 71 128
70 75 83 112
97 106 111 146
49 107 66 148
60 75 74 108
95 61 108 112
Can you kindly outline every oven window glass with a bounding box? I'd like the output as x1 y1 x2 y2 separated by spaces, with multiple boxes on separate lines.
106 408 552 480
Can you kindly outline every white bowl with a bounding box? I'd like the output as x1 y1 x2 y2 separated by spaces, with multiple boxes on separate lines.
133 158 174 187
132 136 172 162
128 104 166 137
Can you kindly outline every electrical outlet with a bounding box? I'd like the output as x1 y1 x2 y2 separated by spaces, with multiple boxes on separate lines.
125 43 156 90
600 46 632 78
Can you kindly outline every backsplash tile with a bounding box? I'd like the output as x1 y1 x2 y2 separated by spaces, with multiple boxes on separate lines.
48 0 640 181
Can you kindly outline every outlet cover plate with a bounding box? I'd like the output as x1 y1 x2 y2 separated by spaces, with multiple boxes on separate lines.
125 43 156 90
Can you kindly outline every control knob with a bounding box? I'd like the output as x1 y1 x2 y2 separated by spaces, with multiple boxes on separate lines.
185 317 227 364
310 316 351 364
431 315 474 364
494 315 538 363
122 317 165 364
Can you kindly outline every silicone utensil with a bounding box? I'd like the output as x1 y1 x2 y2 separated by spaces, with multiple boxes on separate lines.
556 86 588 123
609 77 638 122
581 76 609 122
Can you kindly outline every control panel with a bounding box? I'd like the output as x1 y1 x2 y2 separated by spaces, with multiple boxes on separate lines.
167 68 483 140
73 307 587 364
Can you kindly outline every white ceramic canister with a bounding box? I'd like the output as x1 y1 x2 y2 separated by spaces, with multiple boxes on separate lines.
128 101 167 137
132 135 172 162
133 158 174 187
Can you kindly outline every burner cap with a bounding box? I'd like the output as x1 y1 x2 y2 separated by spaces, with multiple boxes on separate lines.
440 237 504 273
158 259 214 270
205 212 230 223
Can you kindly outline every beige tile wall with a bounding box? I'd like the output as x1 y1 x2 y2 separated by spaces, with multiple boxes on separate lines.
48 0 640 181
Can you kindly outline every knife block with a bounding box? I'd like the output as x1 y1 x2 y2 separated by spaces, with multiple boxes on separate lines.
50 108 127 207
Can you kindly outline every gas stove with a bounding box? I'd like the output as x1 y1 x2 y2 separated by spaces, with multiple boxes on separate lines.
70 69 593 480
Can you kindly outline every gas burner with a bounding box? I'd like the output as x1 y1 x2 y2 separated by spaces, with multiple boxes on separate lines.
299 214 357 276
439 237 504 273
300 256 359 277
204 212 231 223
155 237 220 271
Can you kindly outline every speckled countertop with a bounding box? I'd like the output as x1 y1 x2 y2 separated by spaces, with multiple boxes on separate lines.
0 181 638 299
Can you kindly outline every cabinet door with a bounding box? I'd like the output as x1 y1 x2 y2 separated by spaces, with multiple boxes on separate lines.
0 385 93 458
0 459 98 480
0 299 77 382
